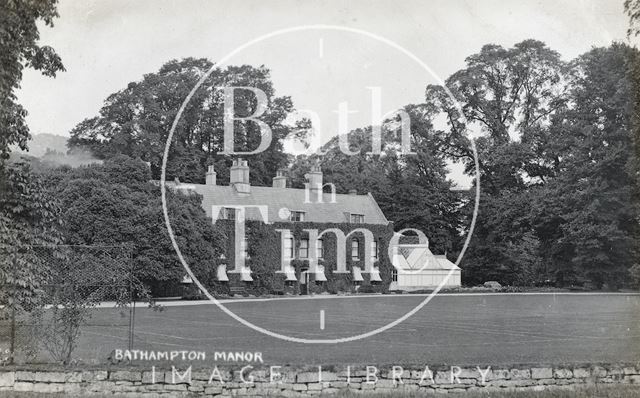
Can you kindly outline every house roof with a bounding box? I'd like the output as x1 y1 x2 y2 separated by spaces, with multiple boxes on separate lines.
165 182 389 225
392 244 460 271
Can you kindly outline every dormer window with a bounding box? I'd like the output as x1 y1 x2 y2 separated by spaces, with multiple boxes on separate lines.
290 211 306 222
222 207 236 220
350 214 365 223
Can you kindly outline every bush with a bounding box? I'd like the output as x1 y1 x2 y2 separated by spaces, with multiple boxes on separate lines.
629 264 640 289
357 285 376 293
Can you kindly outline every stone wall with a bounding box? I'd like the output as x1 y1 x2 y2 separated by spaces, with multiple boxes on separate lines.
0 363 639 396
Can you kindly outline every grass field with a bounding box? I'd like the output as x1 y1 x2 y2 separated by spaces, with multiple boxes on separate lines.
53 293 640 367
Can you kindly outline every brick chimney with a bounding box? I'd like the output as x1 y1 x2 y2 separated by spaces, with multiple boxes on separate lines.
205 165 217 185
304 163 323 192
230 158 250 193
348 189 357 195
272 168 287 188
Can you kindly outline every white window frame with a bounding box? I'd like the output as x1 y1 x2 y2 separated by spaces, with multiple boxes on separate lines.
350 213 365 223
371 240 378 260
299 238 309 259
351 239 360 261
290 211 306 222
284 236 294 259
317 238 324 259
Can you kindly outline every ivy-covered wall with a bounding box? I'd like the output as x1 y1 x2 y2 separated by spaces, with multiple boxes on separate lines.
194 220 395 296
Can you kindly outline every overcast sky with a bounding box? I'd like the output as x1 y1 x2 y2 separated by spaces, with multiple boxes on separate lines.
17 0 633 185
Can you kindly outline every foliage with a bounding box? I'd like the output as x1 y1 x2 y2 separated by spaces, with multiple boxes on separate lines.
206 220 394 296
26 246 135 365
290 117 464 256
626 0 640 37
0 0 67 365
67 59 308 185
461 190 543 286
0 163 62 311
630 264 640 289
0 0 65 164
39 155 226 296
427 40 567 192
425 40 639 288
289 40 639 289
530 44 640 288
427 40 568 281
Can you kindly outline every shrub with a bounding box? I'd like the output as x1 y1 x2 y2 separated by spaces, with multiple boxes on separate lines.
629 264 640 289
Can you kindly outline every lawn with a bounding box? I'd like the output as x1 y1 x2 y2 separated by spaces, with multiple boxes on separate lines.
10 293 640 366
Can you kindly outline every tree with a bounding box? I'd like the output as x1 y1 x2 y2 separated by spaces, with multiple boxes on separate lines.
457 43 640 288
41 156 226 295
68 59 307 185
0 0 65 364
460 188 543 285
532 44 640 288
0 0 64 163
0 163 63 311
0 0 66 305
427 40 567 194
290 105 464 255
625 0 640 37
425 40 569 285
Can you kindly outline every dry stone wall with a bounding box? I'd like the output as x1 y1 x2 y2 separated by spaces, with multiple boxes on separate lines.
0 363 639 396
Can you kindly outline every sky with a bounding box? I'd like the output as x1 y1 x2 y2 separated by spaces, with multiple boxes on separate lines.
17 0 633 185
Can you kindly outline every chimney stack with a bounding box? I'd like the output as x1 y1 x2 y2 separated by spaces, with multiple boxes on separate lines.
272 168 287 188
230 158 250 193
206 164 217 185
304 162 323 192
348 189 357 195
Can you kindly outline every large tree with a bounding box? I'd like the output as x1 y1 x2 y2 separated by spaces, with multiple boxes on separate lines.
68 59 307 185
425 40 569 285
41 155 226 295
0 0 65 320
531 44 640 288
0 0 64 163
427 39 568 193
289 104 464 256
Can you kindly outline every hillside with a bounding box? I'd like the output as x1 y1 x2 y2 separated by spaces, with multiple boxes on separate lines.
14 133 69 157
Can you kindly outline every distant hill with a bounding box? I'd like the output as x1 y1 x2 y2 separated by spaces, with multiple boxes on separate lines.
11 133 101 168
14 133 69 157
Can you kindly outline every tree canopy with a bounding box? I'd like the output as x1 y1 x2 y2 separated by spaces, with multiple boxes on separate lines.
289 105 464 256
68 59 307 185
429 41 639 287
0 0 64 163
295 40 640 288
40 155 226 295
0 0 65 314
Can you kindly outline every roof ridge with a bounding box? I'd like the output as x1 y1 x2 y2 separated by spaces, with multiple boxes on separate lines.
182 182 376 198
